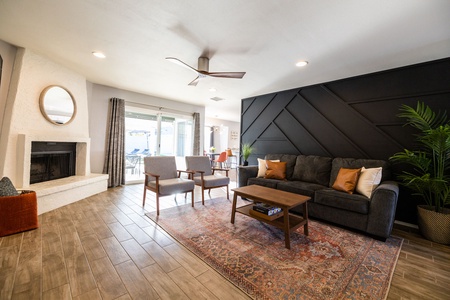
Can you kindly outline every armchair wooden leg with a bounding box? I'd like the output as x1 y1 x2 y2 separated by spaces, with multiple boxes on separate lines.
226 185 229 200
156 194 160 216
191 189 194 207
202 186 205 205
143 187 147 206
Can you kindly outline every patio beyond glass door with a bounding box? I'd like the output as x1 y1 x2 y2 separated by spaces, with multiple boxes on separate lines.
125 107 193 183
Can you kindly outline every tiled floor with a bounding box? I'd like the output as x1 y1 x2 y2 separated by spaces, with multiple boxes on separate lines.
1 171 449 299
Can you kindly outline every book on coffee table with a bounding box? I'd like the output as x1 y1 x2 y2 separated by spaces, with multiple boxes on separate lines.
249 208 284 221
253 203 282 216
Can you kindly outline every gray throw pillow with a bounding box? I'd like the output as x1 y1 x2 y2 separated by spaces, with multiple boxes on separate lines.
0 177 19 196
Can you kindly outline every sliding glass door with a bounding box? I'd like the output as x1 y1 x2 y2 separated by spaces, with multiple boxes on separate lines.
124 105 193 183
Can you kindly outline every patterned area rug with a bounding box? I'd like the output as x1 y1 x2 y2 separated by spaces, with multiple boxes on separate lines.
146 197 402 300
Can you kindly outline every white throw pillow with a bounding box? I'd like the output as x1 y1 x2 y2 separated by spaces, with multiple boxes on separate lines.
257 158 280 177
356 167 382 198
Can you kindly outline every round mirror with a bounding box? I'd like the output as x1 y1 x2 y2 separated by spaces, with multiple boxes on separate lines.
39 85 76 125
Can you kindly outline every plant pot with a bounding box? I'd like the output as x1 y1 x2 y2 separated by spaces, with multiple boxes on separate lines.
417 205 450 245
243 160 249 166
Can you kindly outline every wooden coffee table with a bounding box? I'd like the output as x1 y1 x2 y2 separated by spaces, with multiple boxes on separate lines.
231 185 310 249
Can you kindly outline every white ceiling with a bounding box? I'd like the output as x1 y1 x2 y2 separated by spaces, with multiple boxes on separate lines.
1 0 449 122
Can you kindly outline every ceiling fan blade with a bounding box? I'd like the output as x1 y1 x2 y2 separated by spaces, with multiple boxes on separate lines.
188 76 200 86
167 56 246 85
166 57 199 74
207 72 246 79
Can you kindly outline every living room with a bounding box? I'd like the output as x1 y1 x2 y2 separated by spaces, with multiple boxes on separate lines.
1 1 450 299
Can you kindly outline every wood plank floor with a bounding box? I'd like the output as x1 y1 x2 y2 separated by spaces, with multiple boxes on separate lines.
1 172 449 299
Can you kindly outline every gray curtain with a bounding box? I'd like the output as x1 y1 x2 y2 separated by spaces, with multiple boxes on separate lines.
103 98 125 187
193 112 200 155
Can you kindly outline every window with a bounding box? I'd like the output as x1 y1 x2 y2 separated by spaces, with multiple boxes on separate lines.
124 105 193 183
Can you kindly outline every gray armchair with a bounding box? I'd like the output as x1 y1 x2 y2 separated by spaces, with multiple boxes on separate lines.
143 156 195 215
185 156 230 205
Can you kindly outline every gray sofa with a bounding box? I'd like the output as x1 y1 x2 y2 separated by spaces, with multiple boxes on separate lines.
238 154 399 240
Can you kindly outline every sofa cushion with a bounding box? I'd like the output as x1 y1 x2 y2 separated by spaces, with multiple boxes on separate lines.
329 157 390 187
247 177 279 189
277 181 326 200
356 167 382 198
292 155 332 186
264 161 287 180
148 178 194 195
195 175 230 188
265 154 298 180
332 168 361 194
315 188 370 214
257 158 280 177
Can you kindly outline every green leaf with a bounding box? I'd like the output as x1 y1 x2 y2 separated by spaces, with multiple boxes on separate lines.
389 101 450 213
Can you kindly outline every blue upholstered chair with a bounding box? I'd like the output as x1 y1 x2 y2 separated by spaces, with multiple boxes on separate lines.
185 156 230 205
143 156 195 215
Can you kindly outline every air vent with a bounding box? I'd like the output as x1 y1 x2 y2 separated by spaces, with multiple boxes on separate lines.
210 97 225 101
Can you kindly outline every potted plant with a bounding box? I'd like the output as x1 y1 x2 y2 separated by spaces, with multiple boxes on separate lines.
241 143 254 166
390 101 450 244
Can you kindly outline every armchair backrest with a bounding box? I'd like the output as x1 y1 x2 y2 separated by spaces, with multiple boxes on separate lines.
185 156 213 176
144 156 178 180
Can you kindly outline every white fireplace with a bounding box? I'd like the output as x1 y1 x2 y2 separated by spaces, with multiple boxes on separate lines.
1 48 108 215
16 134 108 214
17 134 90 188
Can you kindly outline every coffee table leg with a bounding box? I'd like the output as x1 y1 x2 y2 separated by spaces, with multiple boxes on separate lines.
231 192 238 224
283 209 290 249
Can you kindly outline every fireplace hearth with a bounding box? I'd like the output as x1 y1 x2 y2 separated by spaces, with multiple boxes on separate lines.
30 142 76 184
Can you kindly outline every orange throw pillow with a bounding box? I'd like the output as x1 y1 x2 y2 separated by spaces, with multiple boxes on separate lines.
264 161 287 180
332 168 361 194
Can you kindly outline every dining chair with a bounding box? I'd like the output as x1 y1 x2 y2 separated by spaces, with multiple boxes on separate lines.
185 156 230 205
143 156 195 215
226 148 237 169
213 151 228 168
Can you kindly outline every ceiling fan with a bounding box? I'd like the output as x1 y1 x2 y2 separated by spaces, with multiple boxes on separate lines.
166 56 246 86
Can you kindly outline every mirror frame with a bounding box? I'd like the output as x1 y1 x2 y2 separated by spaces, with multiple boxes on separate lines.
39 85 77 125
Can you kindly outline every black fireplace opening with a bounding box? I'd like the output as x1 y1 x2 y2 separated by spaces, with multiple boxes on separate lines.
30 142 76 184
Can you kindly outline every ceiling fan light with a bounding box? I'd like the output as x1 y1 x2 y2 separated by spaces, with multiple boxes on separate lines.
296 61 308 67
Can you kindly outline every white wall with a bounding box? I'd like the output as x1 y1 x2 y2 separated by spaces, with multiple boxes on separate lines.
0 40 210 181
87 83 206 173
0 48 90 185
0 40 17 174
205 117 240 152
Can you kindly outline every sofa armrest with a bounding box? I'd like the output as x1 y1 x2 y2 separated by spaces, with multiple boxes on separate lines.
366 181 399 238
237 165 258 187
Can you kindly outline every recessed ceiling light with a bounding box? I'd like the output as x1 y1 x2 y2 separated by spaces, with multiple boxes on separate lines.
296 61 308 67
209 87 217 92
210 97 224 101
92 51 106 58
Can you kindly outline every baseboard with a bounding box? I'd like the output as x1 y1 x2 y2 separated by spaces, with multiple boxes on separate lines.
394 220 419 229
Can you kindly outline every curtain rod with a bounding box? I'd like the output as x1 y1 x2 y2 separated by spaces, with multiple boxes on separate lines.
125 100 196 116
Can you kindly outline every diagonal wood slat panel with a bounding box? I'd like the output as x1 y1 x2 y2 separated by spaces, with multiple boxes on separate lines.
241 89 300 161
241 58 450 164
240 57 450 224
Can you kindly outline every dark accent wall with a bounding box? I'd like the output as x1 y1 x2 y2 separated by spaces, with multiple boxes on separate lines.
240 57 450 224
